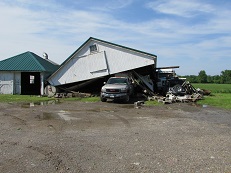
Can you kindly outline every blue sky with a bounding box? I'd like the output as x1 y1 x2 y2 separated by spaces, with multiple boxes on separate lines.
0 0 230 75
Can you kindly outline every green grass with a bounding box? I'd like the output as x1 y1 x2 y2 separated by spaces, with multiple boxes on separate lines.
0 94 100 103
191 83 231 109
192 83 231 93
145 100 162 106
0 94 56 103
64 96 100 102
197 93 231 109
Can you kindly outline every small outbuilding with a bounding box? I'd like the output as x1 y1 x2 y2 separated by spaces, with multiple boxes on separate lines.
47 37 157 93
0 51 59 95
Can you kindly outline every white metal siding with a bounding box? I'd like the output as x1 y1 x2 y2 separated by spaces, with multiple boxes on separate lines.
49 40 156 86
14 72 21 94
0 72 14 94
85 51 108 74
101 43 155 74
50 51 109 85
40 73 44 95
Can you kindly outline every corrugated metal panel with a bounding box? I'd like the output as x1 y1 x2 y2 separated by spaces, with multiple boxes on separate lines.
88 52 108 73
50 51 109 85
0 72 14 94
102 43 154 74
0 51 59 72
14 72 21 94
0 81 13 94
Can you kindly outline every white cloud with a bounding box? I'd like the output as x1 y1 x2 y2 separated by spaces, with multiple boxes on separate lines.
0 0 230 75
105 0 133 9
146 0 214 17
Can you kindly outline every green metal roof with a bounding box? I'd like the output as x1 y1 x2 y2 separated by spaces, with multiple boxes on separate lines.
0 51 59 72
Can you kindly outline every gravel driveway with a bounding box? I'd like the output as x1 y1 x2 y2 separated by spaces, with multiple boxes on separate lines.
0 100 230 173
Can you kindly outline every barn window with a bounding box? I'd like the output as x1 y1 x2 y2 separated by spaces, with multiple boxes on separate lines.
30 75 35 84
89 44 98 53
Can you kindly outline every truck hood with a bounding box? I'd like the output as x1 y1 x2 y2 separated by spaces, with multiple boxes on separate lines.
102 84 127 90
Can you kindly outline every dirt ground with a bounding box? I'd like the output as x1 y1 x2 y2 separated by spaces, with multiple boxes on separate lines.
0 99 230 173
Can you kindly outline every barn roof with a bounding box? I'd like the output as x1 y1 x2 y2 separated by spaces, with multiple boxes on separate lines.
0 51 59 72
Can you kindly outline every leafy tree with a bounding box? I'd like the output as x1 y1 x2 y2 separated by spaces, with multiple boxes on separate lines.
179 70 231 84
213 75 221 84
188 75 198 83
198 70 207 83
207 75 213 83
220 70 231 84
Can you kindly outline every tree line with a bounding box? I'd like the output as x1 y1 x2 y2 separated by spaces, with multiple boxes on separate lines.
180 70 231 84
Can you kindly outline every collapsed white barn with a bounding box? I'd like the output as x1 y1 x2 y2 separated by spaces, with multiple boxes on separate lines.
47 37 157 93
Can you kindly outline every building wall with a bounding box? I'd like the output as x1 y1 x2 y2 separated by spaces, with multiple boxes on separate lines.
0 71 21 94
14 72 21 94
99 41 156 74
49 40 156 86
0 71 46 95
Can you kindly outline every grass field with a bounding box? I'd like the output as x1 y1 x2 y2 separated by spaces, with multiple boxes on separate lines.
192 83 231 109
64 96 100 102
192 83 231 93
197 93 231 109
0 95 55 103
0 94 101 103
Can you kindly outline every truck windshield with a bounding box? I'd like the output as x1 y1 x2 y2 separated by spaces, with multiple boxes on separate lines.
107 78 127 84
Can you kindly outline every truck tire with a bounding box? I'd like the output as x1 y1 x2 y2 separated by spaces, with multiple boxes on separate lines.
172 84 185 96
173 84 183 93
101 97 107 102
124 95 130 103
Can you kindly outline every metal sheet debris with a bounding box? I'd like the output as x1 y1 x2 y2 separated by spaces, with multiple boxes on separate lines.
148 81 205 104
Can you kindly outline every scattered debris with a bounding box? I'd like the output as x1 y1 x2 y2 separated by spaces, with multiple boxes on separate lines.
134 101 145 109
148 81 204 104
54 92 92 98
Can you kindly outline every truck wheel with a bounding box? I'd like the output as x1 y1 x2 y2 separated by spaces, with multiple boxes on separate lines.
101 97 107 102
173 84 183 92
172 84 184 96
124 96 130 103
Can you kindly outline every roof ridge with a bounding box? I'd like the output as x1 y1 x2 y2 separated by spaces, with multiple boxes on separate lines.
28 52 46 71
